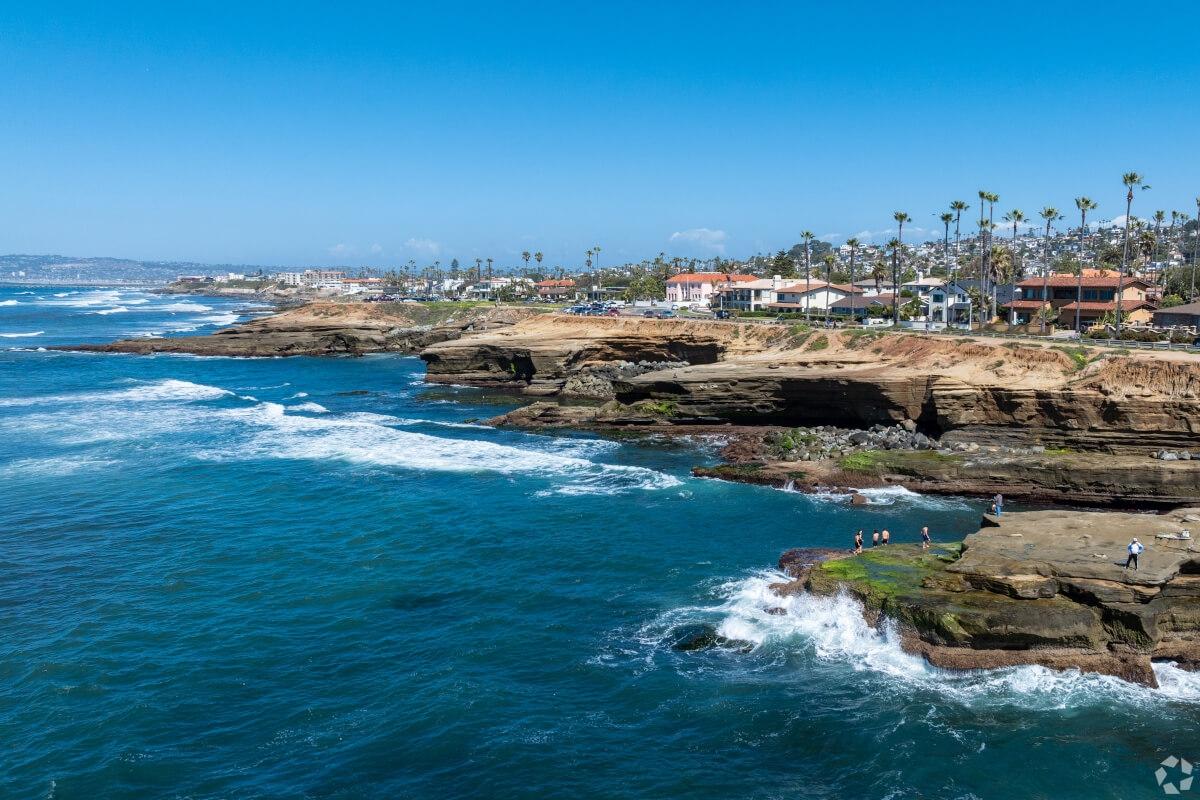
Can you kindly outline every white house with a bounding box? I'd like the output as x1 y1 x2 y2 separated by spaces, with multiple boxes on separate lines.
768 282 860 313
926 281 973 326
716 275 786 311
666 272 756 306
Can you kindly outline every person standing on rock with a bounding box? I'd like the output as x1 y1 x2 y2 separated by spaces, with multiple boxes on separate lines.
854 530 864 554
881 529 890 545
993 493 1004 516
921 526 931 549
1125 538 1144 572
872 530 880 547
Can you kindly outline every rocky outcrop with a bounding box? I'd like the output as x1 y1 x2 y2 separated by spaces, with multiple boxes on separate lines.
423 320 1200 453
55 302 541 357
773 509 1200 686
420 315 789 396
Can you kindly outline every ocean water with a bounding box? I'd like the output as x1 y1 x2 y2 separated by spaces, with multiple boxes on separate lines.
1 285 1197 799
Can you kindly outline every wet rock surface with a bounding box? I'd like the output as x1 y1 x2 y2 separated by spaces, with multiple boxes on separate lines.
771 509 1200 686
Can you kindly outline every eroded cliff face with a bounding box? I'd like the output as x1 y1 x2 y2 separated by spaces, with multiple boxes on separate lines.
611 332 1200 452
420 318 1200 452
419 315 789 396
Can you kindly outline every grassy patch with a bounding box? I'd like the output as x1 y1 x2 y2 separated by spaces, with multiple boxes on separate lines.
1052 345 1091 372
639 400 678 416
839 449 961 475
806 334 830 351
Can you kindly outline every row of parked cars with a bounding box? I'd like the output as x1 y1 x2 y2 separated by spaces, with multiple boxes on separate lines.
565 302 623 316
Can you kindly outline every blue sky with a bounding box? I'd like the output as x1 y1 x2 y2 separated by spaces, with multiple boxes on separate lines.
2 2 1198 269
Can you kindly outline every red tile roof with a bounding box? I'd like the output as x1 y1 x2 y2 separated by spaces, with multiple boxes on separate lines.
1057 300 1156 312
1003 299 1050 310
535 279 575 287
1015 275 1149 289
666 273 756 284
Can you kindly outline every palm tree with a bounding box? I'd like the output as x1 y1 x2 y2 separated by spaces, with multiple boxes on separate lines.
887 237 902 325
1073 197 1098 333
534 251 543 274
1002 210 1026 313
593 246 603 290
846 237 861 309
977 191 989 309
1193 198 1200 300
985 193 1000 316
892 212 910 326
522 250 531 273
1117 172 1147 334
950 200 969 287
870 259 886 294
939 212 954 274
822 253 836 322
1153 210 1166 268
799 231 816 321
1038 206 1062 334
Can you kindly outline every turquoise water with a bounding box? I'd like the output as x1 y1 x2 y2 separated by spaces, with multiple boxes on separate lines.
1 286 1198 799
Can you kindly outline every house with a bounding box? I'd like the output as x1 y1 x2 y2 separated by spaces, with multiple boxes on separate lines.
955 279 1017 308
829 295 889 319
852 278 897 296
1003 274 1153 326
716 275 786 312
900 276 945 297
665 272 756 306
1152 301 1200 329
767 281 860 314
926 282 973 326
535 279 576 301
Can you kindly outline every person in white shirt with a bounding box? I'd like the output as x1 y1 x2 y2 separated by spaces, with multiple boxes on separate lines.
1124 538 1144 571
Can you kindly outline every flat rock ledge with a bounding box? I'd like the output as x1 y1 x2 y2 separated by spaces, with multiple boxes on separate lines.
770 509 1200 687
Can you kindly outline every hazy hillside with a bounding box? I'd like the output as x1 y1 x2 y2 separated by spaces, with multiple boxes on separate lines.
0 254 273 284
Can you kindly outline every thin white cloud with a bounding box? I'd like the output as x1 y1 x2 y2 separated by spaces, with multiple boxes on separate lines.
327 242 356 257
669 227 727 254
369 243 384 255
404 237 441 256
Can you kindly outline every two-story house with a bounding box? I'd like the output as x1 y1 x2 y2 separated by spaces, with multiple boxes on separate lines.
1003 274 1155 326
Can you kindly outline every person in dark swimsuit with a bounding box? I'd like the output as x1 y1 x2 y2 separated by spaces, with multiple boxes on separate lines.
854 530 864 554
881 529 890 545
872 530 880 547
921 526 931 549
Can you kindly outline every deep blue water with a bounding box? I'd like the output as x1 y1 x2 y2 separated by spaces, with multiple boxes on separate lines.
1 285 1198 799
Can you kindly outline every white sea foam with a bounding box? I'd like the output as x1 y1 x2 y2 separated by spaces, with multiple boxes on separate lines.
288 402 329 413
0 331 44 338
195 313 240 327
159 302 213 313
0 299 20 306
665 572 1200 707
91 306 130 315
805 484 970 510
0 378 232 407
207 401 680 493
0 456 119 478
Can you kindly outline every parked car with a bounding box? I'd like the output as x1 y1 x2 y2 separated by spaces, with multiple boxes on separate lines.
714 309 731 319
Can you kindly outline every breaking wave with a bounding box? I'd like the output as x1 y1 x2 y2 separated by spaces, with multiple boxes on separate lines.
641 571 1200 707
0 331 44 338
0 378 233 407
205 401 681 493
806 485 971 510
0 299 20 306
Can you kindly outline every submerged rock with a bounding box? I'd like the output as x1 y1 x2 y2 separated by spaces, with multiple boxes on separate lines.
669 623 753 653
